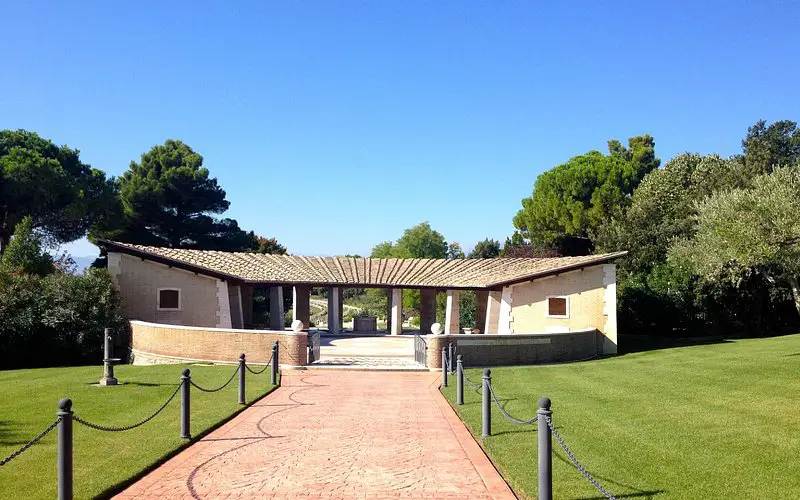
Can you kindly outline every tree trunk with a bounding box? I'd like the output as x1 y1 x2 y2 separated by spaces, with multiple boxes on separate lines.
0 228 10 257
789 276 800 318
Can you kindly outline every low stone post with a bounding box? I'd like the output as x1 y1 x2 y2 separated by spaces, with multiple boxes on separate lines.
271 342 279 386
181 369 191 439
448 343 455 374
238 354 246 405
456 355 464 405
481 368 491 438
57 398 73 500
537 397 553 500
100 328 119 386
441 348 448 387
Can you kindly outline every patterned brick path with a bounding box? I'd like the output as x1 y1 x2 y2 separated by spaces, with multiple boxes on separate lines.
117 371 515 499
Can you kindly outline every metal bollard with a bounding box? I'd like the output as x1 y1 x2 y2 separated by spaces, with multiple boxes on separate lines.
238 354 246 405
481 368 491 438
537 397 553 500
181 369 191 439
271 342 279 386
441 348 448 387
448 343 455 374
456 355 464 405
57 398 73 500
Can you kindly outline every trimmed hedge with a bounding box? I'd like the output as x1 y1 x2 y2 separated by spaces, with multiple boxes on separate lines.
0 268 128 369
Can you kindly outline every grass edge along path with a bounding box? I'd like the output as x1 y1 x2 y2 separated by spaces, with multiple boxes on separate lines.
441 333 800 500
0 363 281 499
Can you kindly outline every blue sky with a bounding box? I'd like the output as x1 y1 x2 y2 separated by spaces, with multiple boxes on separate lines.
3 1 798 257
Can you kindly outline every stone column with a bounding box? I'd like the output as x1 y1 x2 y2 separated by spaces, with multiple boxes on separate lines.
385 289 392 334
292 285 311 330
390 288 403 336
474 290 488 334
327 287 342 334
445 290 460 335
269 286 284 330
419 288 437 336
484 291 502 334
240 284 254 328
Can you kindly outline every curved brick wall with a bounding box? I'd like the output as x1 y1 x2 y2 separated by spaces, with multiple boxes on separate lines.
130 320 308 367
424 329 603 369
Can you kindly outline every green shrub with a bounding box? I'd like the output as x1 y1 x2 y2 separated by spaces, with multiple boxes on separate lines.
0 268 128 369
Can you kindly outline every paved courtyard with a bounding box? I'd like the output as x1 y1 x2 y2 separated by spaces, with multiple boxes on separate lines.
117 371 515 499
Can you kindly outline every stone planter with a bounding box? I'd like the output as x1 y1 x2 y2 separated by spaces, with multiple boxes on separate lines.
353 315 377 332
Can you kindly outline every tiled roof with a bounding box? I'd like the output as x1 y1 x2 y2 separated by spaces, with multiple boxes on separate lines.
103 241 626 289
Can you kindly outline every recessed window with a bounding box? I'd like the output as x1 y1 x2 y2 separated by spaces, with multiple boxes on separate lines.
547 296 569 318
158 288 181 310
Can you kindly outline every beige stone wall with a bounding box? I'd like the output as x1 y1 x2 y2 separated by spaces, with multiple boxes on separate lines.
130 320 308 367
110 252 221 328
507 265 617 353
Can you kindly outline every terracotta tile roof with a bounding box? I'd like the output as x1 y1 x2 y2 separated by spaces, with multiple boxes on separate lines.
102 241 626 289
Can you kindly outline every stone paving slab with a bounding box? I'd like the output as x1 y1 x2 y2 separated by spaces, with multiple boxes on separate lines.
116 371 515 499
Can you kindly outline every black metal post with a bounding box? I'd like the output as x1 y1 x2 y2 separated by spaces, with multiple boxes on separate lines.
271 342 278 386
456 354 464 405
181 369 191 439
238 354 246 405
538 397 553 500
448 342 455 374
441 347 448 387
57 398 73 500
481 368 491 438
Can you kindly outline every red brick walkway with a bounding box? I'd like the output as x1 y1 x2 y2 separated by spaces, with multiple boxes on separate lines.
117 371 515 499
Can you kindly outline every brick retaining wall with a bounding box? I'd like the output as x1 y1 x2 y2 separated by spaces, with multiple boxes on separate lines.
424 329 603 369
130 320 308 367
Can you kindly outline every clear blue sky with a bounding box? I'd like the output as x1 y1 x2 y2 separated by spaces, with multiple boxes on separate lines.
3 1 798 257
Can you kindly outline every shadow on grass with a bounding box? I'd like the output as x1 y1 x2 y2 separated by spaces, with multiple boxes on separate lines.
619 335 732 355
553 452 665 499
0 421 27 447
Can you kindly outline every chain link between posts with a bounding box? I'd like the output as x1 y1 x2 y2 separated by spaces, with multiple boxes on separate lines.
544 414 616 499
0 418 61 466
487 382 540 425
73 382 182 432
190 364 240 393
245 352 273 375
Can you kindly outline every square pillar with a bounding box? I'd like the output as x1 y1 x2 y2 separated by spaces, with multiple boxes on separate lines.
292 285 311 329
445 290 460 335
484 291 502 334
419 288 437 336
241 284 254 328
390 288 403 336
474 290 488 333
269 286 284 330
327 287 342 334
385 289 392 334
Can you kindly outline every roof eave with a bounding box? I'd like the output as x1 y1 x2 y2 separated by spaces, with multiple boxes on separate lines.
485 251 628 289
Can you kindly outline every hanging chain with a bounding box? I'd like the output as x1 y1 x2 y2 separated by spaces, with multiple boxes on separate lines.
190 364 240 393
0 418 61 466
73 382 182 432
488 382 539 425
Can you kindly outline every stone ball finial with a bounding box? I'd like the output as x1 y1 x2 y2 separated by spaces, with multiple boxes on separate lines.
182 368 191 377
431 322 444 335
291 320 305 332
538 397 552 410
58 398 73 411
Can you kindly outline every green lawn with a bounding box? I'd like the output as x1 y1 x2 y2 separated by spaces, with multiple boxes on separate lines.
442 334 800 499
0 363 279 499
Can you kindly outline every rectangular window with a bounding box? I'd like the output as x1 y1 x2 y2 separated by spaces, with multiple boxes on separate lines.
546 296 569 318
158 288 181 310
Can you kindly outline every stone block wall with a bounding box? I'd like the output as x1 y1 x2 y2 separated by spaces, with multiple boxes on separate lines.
424 329 603 369
130 320 308 367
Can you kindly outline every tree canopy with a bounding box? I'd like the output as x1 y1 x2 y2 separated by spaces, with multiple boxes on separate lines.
0 129 114 254
469 238 501 258
740 120 800 178
92 140 253 250
513 135 659 248
669 167 800 316
370 222 448 259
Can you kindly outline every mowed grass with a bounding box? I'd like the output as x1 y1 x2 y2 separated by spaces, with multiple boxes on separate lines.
442 334 800 499
0 362 279 499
